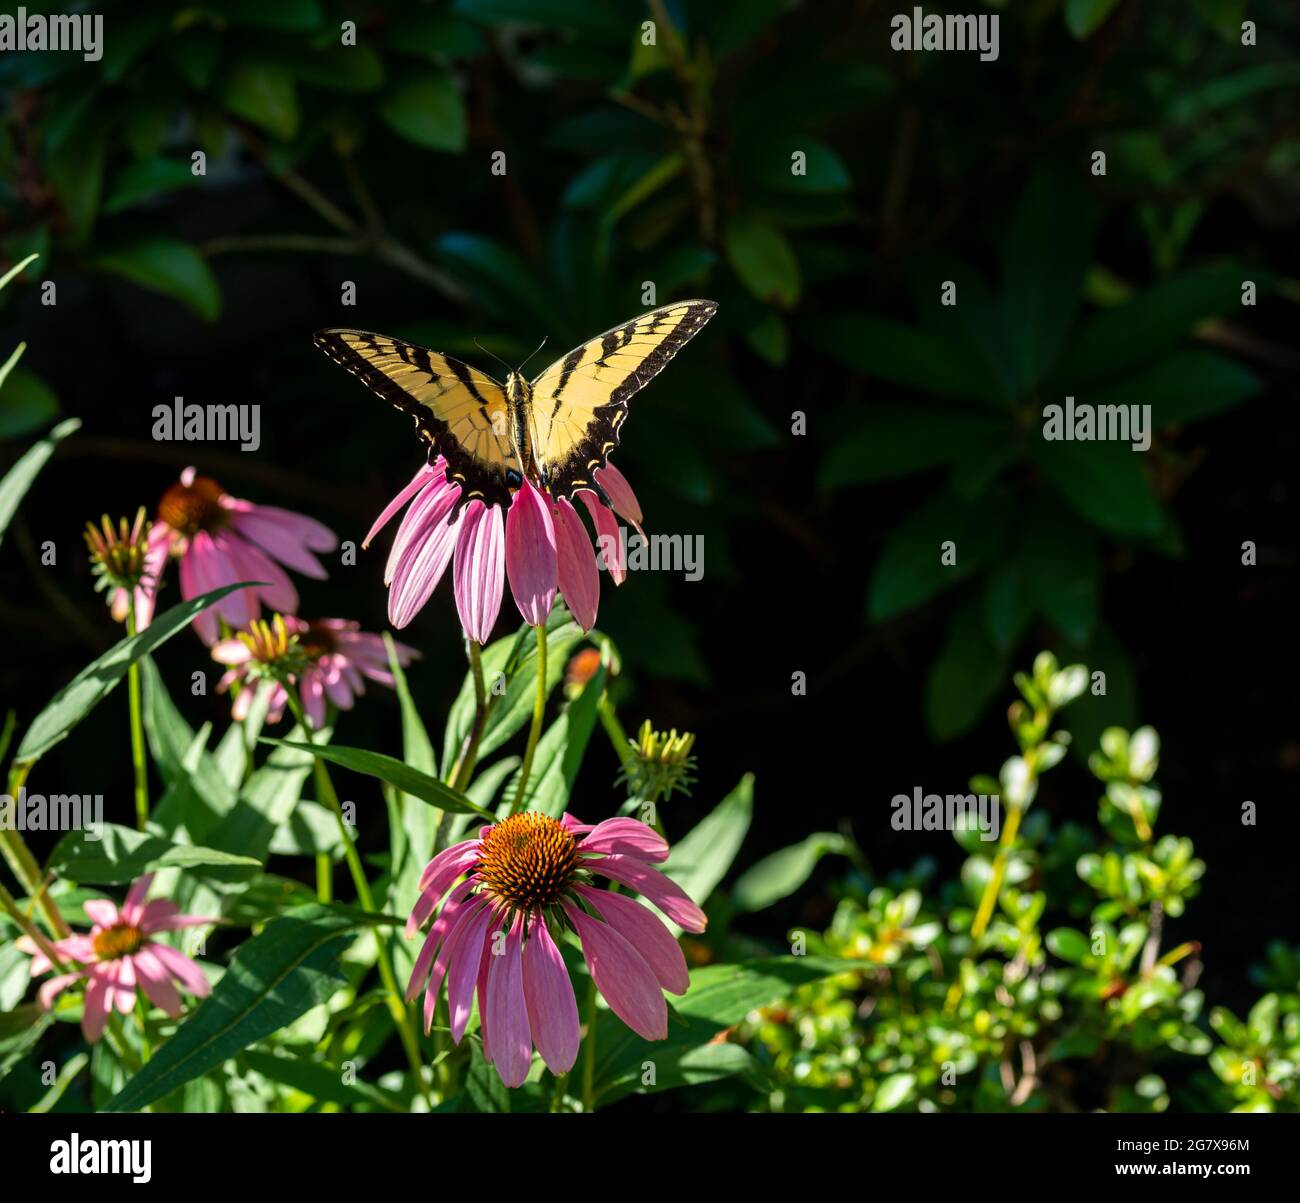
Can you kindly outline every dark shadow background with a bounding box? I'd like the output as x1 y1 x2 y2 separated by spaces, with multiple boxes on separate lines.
1 0 1297 1078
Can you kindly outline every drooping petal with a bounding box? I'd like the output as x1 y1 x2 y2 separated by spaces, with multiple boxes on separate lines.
453 501 505 644
300 671 327 730
574 884 689 994
560 813 593 835
587 854 708 933
386 473 458 587
521 916 580 1075
38 973 82 1011
224 497 337 553
82 972 113 1042
552 497 600 632
579 818 670 863
406 881 474 1001
564 901 667 1041
136 901 214 934
131 947 183 1016
365 462 441 550
147 942 211 998
487 915 532 1088
388 487 460 629
596 461 644 530
579 493 626 585
227 506 336 577
219 530 299 615
111 959 138 1014
446 900 496 1043
504 479 557 627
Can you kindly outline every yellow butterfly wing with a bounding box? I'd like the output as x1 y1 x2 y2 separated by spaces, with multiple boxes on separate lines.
314 328 520 507
528 300 717 501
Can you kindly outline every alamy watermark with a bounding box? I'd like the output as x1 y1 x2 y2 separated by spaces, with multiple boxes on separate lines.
1 789 103 839
596 528 704 582
0 8 102 62
153 398 261 452
891 787 1000 841
1042 397 1151 452
891 7 999 62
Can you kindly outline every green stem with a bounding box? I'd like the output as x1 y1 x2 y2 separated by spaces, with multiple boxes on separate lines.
0 879 69 968
509 625 547 814
125 614 149 831
580 974 598 1112
597 694 635 775
449 640 490 795
315 853 332 902
2 763 70 938
283 692 432 1106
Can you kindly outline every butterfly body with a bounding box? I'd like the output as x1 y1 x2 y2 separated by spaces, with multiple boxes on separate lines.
315 299 717 511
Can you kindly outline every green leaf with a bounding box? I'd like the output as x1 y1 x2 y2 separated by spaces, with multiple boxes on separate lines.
1033 439 1164 537
732 833 849 912
220 61 300 141
441 613 584 770
868 489 1013 622
659 774 753 932
724 214 800 308
103 158 198 214
205 720 325 860
101 904 382 1113
802 313 996 406
872 1072 916 1112
0 367 60 438
593 955 855 1103
262 741 494 820
15 583 254 765
1047 926 1092 964
1051 263 1250 386
819 405 1007 489
1023 507 1100 644
46 122 106 247
48 824 261 885
218 0 325 29
89 239 220 321
1092 349 1260 428
926 600 1009 741
0 417 79 549
241 1049 404 1111
506 662 606 817
1064 0 1123 38
378 71 467 153
434 233 556 330
1002 167 1090 392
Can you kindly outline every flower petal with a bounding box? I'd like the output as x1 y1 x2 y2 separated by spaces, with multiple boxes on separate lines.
521 915 580 1075
446 900 496 1043
82 972 113 1042
580 493 626 585
147 942 211 998
453 500 505 644
505 479 557 627
580 817 669 863
587 854 707 933
552 497 600 632
365 461 441 550
131 947 183 1016
574 884 689 994
564 901 666 1041
487 914 532 1088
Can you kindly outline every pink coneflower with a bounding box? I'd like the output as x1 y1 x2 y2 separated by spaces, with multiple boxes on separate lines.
212 614 418 727
365 455 644 639
147 467 338 643
17 874 216 1043
405 811 706 1088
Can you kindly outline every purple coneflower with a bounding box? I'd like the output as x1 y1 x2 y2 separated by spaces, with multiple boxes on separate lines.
17 873 216 1043
212 614 418 727
365 455 643 639
405 811 706 1088
146 467 338 643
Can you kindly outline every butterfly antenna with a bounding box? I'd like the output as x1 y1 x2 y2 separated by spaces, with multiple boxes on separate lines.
518 335 548 376
473 337 512 374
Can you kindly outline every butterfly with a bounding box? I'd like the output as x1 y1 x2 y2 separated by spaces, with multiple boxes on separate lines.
313 299 717 512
